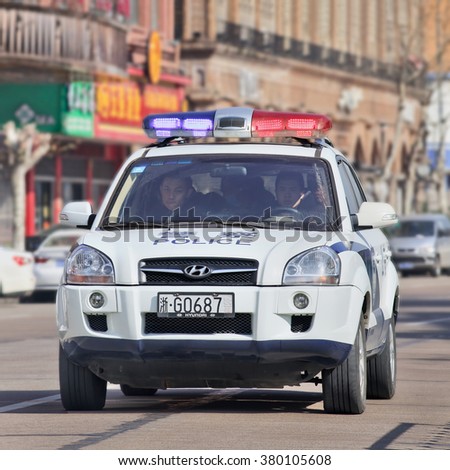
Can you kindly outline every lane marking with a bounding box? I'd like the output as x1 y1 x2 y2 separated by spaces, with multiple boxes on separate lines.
0 394 60 413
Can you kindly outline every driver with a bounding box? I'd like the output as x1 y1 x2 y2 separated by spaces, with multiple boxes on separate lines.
275 172 306 208
274 172 326 221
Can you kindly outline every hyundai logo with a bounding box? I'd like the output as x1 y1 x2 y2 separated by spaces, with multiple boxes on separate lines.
183 265 212 279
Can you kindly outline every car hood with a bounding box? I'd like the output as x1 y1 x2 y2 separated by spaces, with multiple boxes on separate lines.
78 227 346 285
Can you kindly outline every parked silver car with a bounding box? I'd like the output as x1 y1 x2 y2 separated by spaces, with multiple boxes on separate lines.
33 228 87 296
0 246 35 297
386 214 450 276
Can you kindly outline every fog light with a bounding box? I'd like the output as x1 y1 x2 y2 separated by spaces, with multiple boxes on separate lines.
293 293 309 309
89 292 105 309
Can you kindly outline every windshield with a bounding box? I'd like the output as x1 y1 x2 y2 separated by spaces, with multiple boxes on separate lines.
102 153 338 230
41 234 83 248
387 220 435 237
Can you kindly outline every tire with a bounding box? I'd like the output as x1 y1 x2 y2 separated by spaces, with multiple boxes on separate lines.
431 256 441 277
367 317 396 399
59 344 107 411
120 384 158 396
322 319 367 414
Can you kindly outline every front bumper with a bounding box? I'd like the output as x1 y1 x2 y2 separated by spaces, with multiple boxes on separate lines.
392 255 436 272
61 336 351 388
57 283 365 388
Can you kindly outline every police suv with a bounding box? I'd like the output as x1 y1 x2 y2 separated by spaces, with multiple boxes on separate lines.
57 108 399 414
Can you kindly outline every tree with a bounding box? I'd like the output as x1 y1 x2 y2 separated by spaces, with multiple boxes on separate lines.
426 0 450 216
1 121 52 251
371 0 428 212
375 0 450 215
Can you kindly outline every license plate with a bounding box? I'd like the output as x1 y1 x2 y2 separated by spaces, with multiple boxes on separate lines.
56 259 66 267
398 262 414 269
157 293 234 318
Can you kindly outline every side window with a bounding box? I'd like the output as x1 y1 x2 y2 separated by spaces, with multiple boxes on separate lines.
337 160 366 214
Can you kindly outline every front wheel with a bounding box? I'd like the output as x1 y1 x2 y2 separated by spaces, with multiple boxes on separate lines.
367 317 397 399
59 344 107 411
431 256 441 277
322 319 367 414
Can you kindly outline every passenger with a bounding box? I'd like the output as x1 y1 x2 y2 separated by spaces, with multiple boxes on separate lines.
238 176 276 214
159 174 194 212
220 175 276 216
152 173 224 219
220 175 248 209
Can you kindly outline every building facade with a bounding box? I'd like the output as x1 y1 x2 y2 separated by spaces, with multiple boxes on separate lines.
423 0 450 211
175 0 428 210
0 0 434 246
0 0 189 245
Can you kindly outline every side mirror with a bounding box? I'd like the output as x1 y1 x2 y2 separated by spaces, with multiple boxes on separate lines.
60 201 94 228
356 202 398 229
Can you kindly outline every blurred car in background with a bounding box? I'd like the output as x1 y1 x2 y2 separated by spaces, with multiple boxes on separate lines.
386 213 450 276
0 246 35 298
32 228 87 297
25 224 72 252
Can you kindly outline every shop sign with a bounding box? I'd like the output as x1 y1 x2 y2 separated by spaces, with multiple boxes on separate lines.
62 82 94 137
147 31 162 84
94 81 146 142
0 84 62 132
94 81 182 142
96 81 142 126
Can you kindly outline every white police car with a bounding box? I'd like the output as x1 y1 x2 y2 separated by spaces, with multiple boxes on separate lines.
57 107 399 414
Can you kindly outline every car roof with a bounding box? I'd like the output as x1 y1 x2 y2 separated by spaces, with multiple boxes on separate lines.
131 141 343 168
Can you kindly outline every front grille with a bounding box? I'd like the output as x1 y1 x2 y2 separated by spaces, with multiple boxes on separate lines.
291 315 313 332
140 258 258 286
144 312 252 335
86 314 108 332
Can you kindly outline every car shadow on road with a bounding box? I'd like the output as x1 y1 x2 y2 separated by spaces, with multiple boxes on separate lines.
0 388 324 415
103 388 325 415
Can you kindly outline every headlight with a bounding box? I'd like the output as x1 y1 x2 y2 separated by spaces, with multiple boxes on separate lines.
65 245 115 284
283 246 340 285
419 245 435 255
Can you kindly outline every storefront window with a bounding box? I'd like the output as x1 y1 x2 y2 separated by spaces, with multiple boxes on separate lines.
35 180 53 231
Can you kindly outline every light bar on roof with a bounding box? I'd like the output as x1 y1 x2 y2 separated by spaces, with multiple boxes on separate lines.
143 107 332 139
